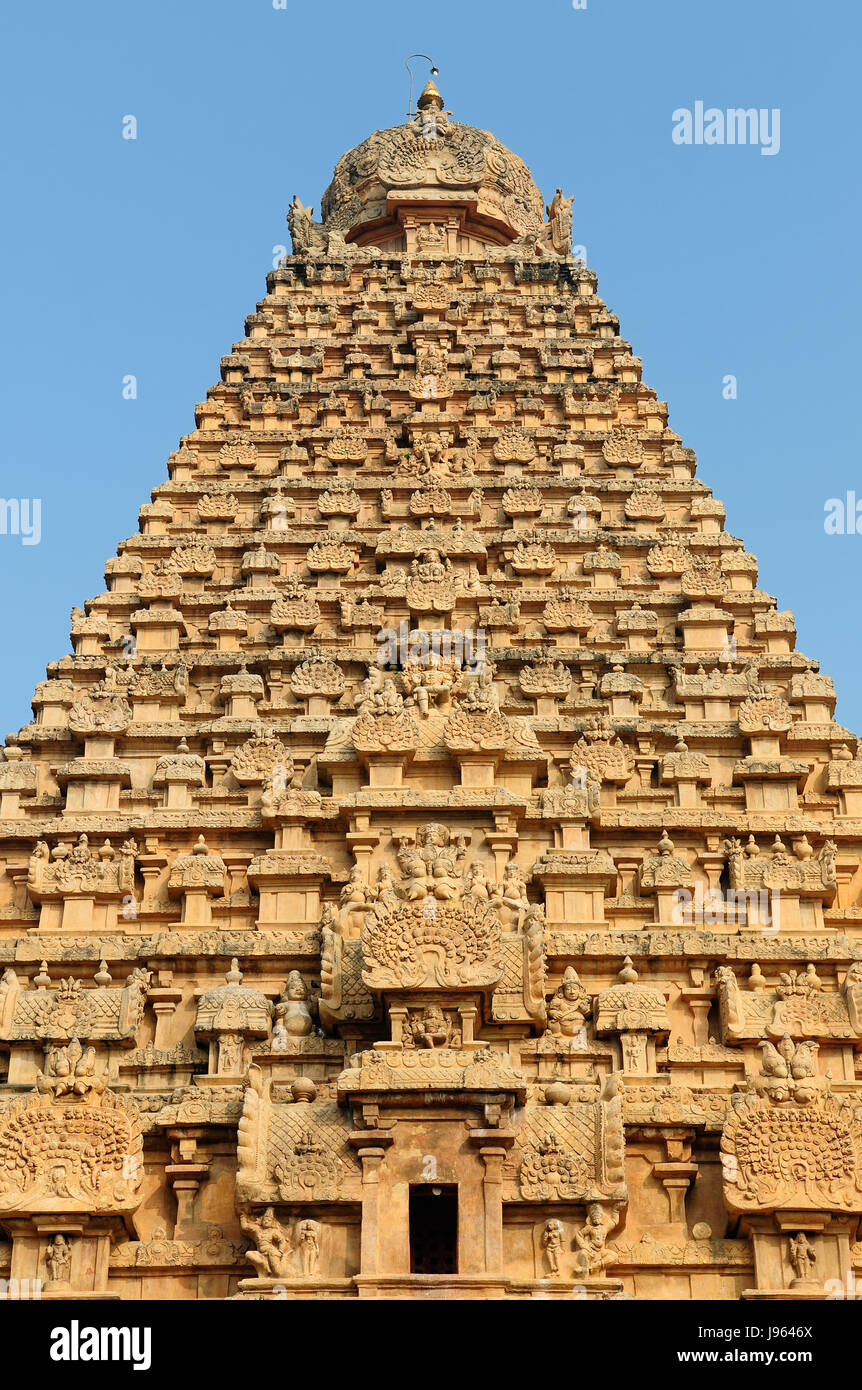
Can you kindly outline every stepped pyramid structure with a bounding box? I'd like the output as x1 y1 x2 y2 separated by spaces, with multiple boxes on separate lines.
1 79 861 1303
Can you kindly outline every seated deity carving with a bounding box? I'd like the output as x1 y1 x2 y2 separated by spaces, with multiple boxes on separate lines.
401 658 457 716
274 971 315 1039
572 1204 617 1278
457 663 500 714
340 865 375 931
401 430 455 479
548 967 592 1037
394 824 468 902
374 863 399 907
493 861 531 928
404 1005 461 1050
464 862 492 901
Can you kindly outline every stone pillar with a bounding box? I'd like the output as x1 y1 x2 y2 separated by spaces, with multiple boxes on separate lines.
478 1146 506 1274
166 1129 211 1236
654 1162 698 1224
349 1134 393 1275
469 1130 514 1275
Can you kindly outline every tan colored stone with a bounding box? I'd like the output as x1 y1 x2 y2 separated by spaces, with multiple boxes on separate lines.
0 82 857 1301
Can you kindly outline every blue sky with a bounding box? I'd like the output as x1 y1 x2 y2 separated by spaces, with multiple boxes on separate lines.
1 0 859 735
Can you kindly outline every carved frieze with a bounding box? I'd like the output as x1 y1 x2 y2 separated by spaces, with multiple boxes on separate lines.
716 963 861 1043
362 898 504 991
721 1083 862 1215
27 836 136 903
0 1080 143 1216
0 967 149 1045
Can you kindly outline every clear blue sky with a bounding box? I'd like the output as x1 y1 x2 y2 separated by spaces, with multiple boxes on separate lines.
1 0 859 736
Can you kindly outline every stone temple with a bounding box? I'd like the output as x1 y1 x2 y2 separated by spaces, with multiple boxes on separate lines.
1 80 860 1302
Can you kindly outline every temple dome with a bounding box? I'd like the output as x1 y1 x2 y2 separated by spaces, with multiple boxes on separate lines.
319 82 545 247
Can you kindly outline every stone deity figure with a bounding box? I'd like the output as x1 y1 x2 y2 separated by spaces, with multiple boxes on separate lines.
420 823 466 900
788 1232 817 1286
573 1205 616 1278
460 436 480 472
408 432 451 478
355 666 385 717
275 971 314 1038
547 967 592 1037
411 548 451 584
373 862 398 907
241 1208 292 1279
402 659 454 716
340 865 374 931
407 1005 460 1050
622 1033 646 1072
298 1219 321 1278
464 862 491 901
368 677 403 717
542 1219 564 1276
45 1233 72 1283
494 861 530 927
396 838 429 900
218 1032 242 1075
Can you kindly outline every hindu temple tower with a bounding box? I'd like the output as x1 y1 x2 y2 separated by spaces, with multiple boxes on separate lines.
0 80 860 1301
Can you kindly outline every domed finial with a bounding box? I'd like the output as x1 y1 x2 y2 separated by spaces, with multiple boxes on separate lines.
94 959 112 988
417 78 444 112
619 956 639 986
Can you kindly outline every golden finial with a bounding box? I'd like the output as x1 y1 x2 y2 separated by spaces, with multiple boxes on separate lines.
417 78 444 112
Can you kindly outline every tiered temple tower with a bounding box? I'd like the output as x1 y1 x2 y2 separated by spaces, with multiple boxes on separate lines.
1 80 861 1301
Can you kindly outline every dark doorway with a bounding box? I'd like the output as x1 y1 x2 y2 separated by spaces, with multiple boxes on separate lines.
409 1184 458 1274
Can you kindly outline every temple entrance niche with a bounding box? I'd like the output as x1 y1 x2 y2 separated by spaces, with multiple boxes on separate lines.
409 1184 458 1274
